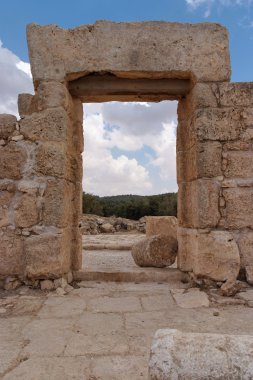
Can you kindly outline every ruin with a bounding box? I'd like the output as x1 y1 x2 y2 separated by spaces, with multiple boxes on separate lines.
0 20 253 287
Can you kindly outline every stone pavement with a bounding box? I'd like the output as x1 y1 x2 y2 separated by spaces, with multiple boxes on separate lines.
82 233 144 250
1 280 253 380
79 250 178 283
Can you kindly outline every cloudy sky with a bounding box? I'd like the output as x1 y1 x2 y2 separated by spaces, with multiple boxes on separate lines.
0 0 252 196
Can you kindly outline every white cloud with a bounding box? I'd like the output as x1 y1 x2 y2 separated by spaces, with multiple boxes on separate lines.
83 102 178 196
186 0 253 16
0 40 33 115
83 110 153 196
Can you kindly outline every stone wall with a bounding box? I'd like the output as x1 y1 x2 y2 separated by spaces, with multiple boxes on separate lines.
177 82 253 285
0 82 83 282
0 21 252 286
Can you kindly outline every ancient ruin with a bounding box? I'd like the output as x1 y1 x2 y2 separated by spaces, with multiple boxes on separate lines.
0 20 252 290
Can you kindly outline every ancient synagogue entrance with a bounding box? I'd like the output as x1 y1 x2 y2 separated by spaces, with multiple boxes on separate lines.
2 21 250 287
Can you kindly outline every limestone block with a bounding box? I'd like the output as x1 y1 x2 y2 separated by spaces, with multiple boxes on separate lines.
217 82 253 107
42 179 74 228
194 108 243 141
0 114 17 139
131 235 177 268
0 228 24 276
178 179 220 228
146 216 177 239
72 98 84 154
20 107 69 142
71 227 82 271
0 191 12 227
14 194 39 228
27 21 230 83
18 94 37 117
242 108 253 128
36 81 72 111
177 227 198 272
0 143 27 180
177 141 222 182
223 140 251 151
149 329 253 380
224 151 253 178
34 142 66 178
192 230 240 282
25 231 71 278
236 230 253 285
223 188 253 229
188 83 218 108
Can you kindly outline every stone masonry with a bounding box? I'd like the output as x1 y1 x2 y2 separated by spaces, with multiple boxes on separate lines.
0 20 252 286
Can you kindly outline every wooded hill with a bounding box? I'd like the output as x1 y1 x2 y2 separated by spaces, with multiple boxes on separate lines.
82 192 177 220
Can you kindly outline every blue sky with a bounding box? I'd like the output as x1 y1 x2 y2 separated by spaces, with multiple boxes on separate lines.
0 0 252 195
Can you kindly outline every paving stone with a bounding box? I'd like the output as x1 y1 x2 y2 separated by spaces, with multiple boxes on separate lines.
76 312 124 335
238 289 253 302
38 295 86 318
22 318 75 357
2 357 91 380
90 355 148 380
88 295 142 313
141 294 174 311
171 288 210 308
64 333 129 356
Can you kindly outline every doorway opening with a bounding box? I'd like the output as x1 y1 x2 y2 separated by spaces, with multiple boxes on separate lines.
80 99 179 279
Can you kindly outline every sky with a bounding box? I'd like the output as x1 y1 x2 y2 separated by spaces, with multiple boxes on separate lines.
0 0 252 196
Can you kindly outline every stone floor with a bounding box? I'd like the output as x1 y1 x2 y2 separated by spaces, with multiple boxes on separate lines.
1 280 253 380
82 233 144 250
80 233 177 283
1 233 253 379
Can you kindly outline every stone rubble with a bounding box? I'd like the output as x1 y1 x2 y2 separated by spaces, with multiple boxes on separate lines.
80 214 146 235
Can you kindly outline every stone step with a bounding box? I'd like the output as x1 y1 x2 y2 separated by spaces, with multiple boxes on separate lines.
74 268 183 284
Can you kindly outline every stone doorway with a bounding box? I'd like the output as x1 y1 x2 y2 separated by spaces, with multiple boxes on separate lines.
1 21 252 288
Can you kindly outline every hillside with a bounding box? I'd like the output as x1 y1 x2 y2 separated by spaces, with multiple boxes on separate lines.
82 192 177 220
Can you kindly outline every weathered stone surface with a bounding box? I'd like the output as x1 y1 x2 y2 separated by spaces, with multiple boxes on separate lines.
27 21 230 83
192 230 240 282
224 151 253 178
20 107 68 142
42 179 74 228
34 142 66 178
40 279 54 290
149 329 253 380
0 229 24 276
0 143 27 180
25 231 71 278
100 223 115 233
14 194 39 228
0 191 12 227
36 81 72 111
177 227 198 272
220 279 244 297
178 179 220 228
236 230 253 285
194 108 243 141
171 288 209 308
189 83 218 109
146 216 178 239
131 235 177 268
0 114 16 139
217 82 253 107
18 94 37 117
177 141 222 182
223 188 253 229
